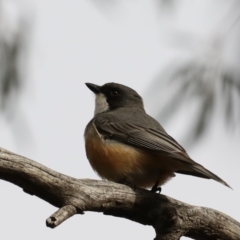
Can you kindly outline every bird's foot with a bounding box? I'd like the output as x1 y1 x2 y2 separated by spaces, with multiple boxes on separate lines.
151 182 161 193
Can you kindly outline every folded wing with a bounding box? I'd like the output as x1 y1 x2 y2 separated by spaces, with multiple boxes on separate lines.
95 119 231 188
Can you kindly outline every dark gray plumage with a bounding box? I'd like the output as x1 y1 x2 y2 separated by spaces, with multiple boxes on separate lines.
85 82 231 189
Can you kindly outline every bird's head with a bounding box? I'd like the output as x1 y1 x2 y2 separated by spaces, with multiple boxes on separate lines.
85 82 144 115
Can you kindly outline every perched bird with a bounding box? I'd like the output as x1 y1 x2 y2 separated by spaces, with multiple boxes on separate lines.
84 82 231 191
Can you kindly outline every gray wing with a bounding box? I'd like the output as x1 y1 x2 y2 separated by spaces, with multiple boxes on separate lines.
95 118 189 161
94 118 231 188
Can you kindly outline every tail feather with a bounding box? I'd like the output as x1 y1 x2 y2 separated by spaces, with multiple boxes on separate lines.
176 163 232 189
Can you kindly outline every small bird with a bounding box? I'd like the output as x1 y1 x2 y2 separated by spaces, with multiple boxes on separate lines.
84 82 231 191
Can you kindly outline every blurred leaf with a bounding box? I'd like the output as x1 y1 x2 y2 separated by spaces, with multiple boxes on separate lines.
150 57 240 142
222 71 240 126
0 0 30 118
147 0 240 143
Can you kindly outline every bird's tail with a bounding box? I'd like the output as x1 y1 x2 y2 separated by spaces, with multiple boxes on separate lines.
176 162 232 189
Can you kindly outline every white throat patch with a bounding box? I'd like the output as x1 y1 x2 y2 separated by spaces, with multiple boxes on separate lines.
94 93 109 115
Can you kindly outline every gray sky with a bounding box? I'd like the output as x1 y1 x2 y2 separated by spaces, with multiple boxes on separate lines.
0 1 239 239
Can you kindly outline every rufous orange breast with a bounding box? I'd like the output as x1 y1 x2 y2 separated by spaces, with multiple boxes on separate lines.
84 120 174 188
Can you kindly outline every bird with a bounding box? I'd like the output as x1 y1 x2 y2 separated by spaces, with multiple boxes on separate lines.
84 82 231 192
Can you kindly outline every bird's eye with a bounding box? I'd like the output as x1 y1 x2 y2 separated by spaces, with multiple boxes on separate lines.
110 90 119 97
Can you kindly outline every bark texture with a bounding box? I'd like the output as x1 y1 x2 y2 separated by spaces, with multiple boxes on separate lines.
0 147 239 240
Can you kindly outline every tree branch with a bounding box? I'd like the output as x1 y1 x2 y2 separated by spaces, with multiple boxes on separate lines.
0 147 239 240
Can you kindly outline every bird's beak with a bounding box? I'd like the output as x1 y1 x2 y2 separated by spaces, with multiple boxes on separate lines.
85 83 101 94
